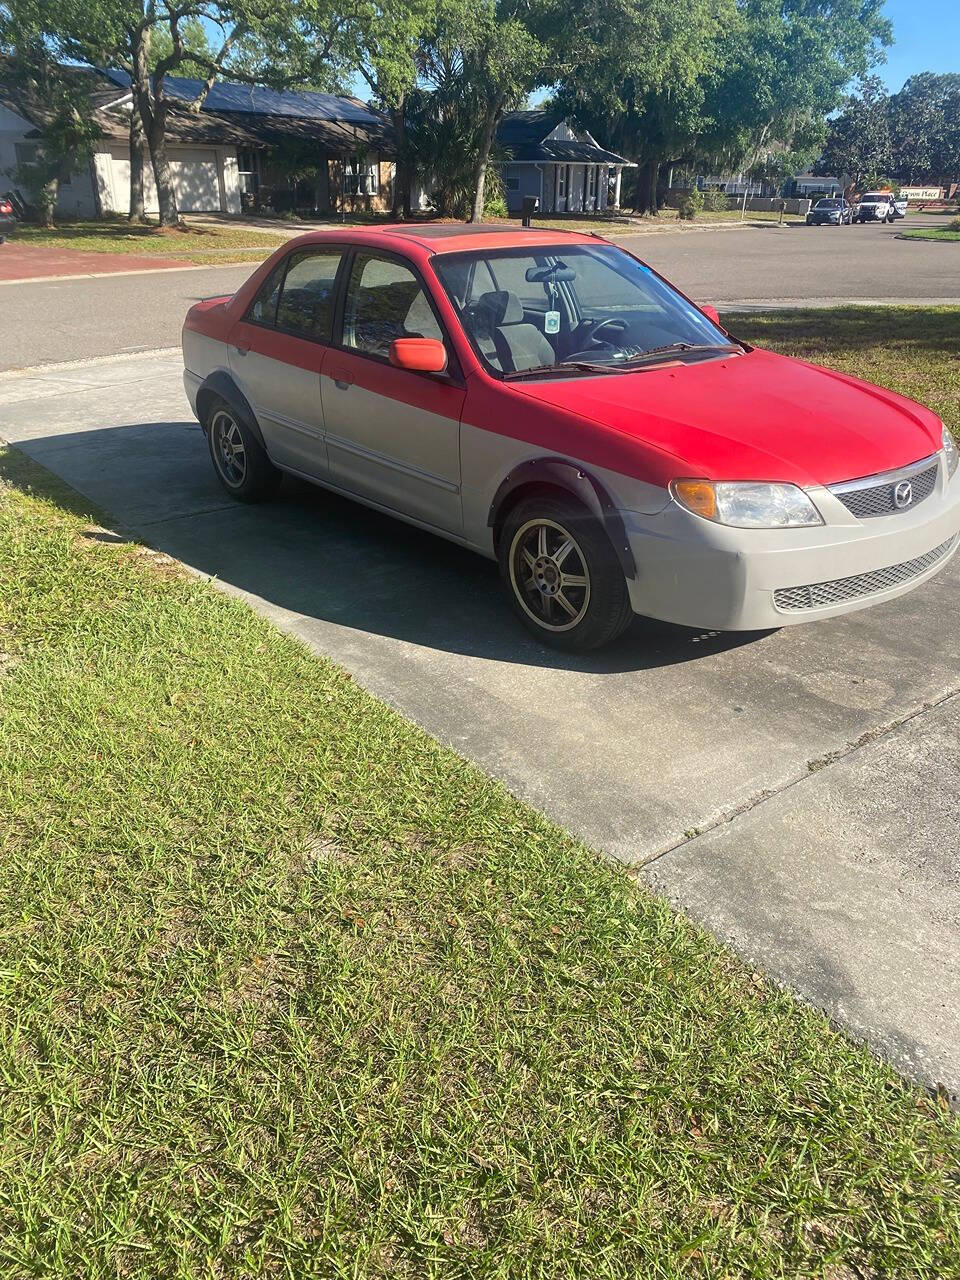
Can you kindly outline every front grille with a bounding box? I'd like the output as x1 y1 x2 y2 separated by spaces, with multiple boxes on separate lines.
832 460 939 519
774 535 958 612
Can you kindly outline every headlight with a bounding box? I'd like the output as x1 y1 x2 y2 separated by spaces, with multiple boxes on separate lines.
672 479 824 528
942 425 959 479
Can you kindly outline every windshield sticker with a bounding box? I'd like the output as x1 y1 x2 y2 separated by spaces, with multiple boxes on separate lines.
545 310 560 334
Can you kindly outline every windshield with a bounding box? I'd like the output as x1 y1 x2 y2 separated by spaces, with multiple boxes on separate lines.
433 243 739 378
861 195 884 203
816 199 841 208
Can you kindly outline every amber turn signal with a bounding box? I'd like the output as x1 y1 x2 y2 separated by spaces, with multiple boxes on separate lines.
672 479 717 520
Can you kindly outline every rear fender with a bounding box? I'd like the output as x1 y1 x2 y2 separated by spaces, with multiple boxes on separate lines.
488 457 636 579
195 370 265 450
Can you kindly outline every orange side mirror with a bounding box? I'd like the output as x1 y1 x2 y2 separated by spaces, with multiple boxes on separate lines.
699 304 722 327
388 337 448 373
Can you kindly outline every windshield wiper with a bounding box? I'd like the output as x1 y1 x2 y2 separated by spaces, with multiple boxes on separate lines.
623 341 741 365
503 360 629 381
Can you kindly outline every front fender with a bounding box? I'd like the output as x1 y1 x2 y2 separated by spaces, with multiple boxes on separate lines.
488 457 637 579
195 370 265 450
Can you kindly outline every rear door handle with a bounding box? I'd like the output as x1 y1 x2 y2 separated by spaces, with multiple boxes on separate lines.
327 364 353 390
234 343 249 356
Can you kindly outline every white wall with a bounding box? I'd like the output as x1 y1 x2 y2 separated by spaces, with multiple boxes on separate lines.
0 102 97 216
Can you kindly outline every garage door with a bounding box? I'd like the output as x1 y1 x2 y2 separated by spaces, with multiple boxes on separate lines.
170 149 221 212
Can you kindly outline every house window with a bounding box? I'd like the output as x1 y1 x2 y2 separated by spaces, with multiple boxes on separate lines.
504 167 520 192
587 165 597 203
237 148 260 195
556 165 567 202
14 142 39 166
345 155 379 197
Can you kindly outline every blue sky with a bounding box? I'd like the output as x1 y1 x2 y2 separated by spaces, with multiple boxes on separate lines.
875 0 959 90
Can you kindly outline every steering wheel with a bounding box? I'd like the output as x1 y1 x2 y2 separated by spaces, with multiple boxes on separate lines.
583 317 629 345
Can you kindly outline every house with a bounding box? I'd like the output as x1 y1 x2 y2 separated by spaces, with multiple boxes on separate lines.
786 173 844 198
495 111 633 214
0 64 395 218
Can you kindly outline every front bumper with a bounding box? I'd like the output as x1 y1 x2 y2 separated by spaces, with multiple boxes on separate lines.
623 455 960 630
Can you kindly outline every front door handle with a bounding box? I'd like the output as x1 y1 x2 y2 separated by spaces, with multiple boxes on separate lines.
334 379 351 390
234 343 249 356
327 365 353 390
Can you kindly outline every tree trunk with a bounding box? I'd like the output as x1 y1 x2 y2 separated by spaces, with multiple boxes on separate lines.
132 35 179 228
635 159 660 214
141 101 179 227
390 103 409 220
41 173 58 228
129 105 147 222
469 105 499 223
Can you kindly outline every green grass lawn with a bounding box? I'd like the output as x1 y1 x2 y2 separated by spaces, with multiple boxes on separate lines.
900 227 960 242
14 218 282 264
1 445 959 1278
726 305 960 438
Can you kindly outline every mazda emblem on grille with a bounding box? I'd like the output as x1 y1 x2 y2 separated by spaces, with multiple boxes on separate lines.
893 480 914 509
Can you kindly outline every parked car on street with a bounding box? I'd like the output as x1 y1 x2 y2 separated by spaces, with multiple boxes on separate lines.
182 225 960 650
856 192 898 222
0 195 16 243
806 198 852 225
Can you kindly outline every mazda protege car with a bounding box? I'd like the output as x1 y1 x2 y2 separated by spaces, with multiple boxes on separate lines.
182 225 960 651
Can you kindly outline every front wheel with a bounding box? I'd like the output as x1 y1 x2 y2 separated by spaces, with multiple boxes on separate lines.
499 496 633 651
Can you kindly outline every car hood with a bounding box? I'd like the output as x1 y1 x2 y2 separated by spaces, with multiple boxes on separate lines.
510 348 942 487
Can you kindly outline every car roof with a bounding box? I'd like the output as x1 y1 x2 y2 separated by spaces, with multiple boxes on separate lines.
281 223 602 257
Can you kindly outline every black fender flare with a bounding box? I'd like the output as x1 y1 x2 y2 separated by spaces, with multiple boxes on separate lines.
487 457 636 580
195 370 265 450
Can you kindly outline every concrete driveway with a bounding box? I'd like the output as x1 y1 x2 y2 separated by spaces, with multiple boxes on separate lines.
2 351 959 1099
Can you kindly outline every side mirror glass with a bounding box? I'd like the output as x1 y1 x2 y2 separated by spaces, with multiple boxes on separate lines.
388 337 448 374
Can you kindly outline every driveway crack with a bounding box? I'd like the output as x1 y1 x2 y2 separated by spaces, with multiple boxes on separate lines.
633 683 960 871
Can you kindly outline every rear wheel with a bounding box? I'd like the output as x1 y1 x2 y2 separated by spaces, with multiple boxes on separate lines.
499 495 633 651
206 398 280 502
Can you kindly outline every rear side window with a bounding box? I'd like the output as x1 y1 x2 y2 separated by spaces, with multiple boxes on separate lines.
276 251 344 340
342 254 443 358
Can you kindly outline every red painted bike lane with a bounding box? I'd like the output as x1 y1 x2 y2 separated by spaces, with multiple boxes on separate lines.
0 241 195 282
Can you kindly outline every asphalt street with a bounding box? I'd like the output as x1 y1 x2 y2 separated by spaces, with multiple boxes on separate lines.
1 213 957 370
2 351 959 1098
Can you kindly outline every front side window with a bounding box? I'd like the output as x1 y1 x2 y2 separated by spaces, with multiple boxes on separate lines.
247 261 286 326
275 250 344 340
434 244 739 378
342 254 443 359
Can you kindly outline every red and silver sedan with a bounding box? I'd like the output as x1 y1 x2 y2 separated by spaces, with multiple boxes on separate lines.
182 225 960 650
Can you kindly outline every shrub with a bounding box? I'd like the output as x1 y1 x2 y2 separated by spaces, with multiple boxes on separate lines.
701 187 730 212
677 188 703 220
483 169 509 220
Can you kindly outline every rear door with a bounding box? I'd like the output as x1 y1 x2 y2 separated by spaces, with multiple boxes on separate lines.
228 247 347 478
321 250 466 532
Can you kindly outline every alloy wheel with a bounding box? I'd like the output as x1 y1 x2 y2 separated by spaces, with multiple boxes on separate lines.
211 409 247 488
508 518 591 632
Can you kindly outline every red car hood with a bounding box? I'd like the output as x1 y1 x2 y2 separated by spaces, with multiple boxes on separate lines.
510 348 942 487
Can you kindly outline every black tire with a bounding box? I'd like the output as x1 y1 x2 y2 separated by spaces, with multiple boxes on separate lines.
205 397 281 502
498 495 633 652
